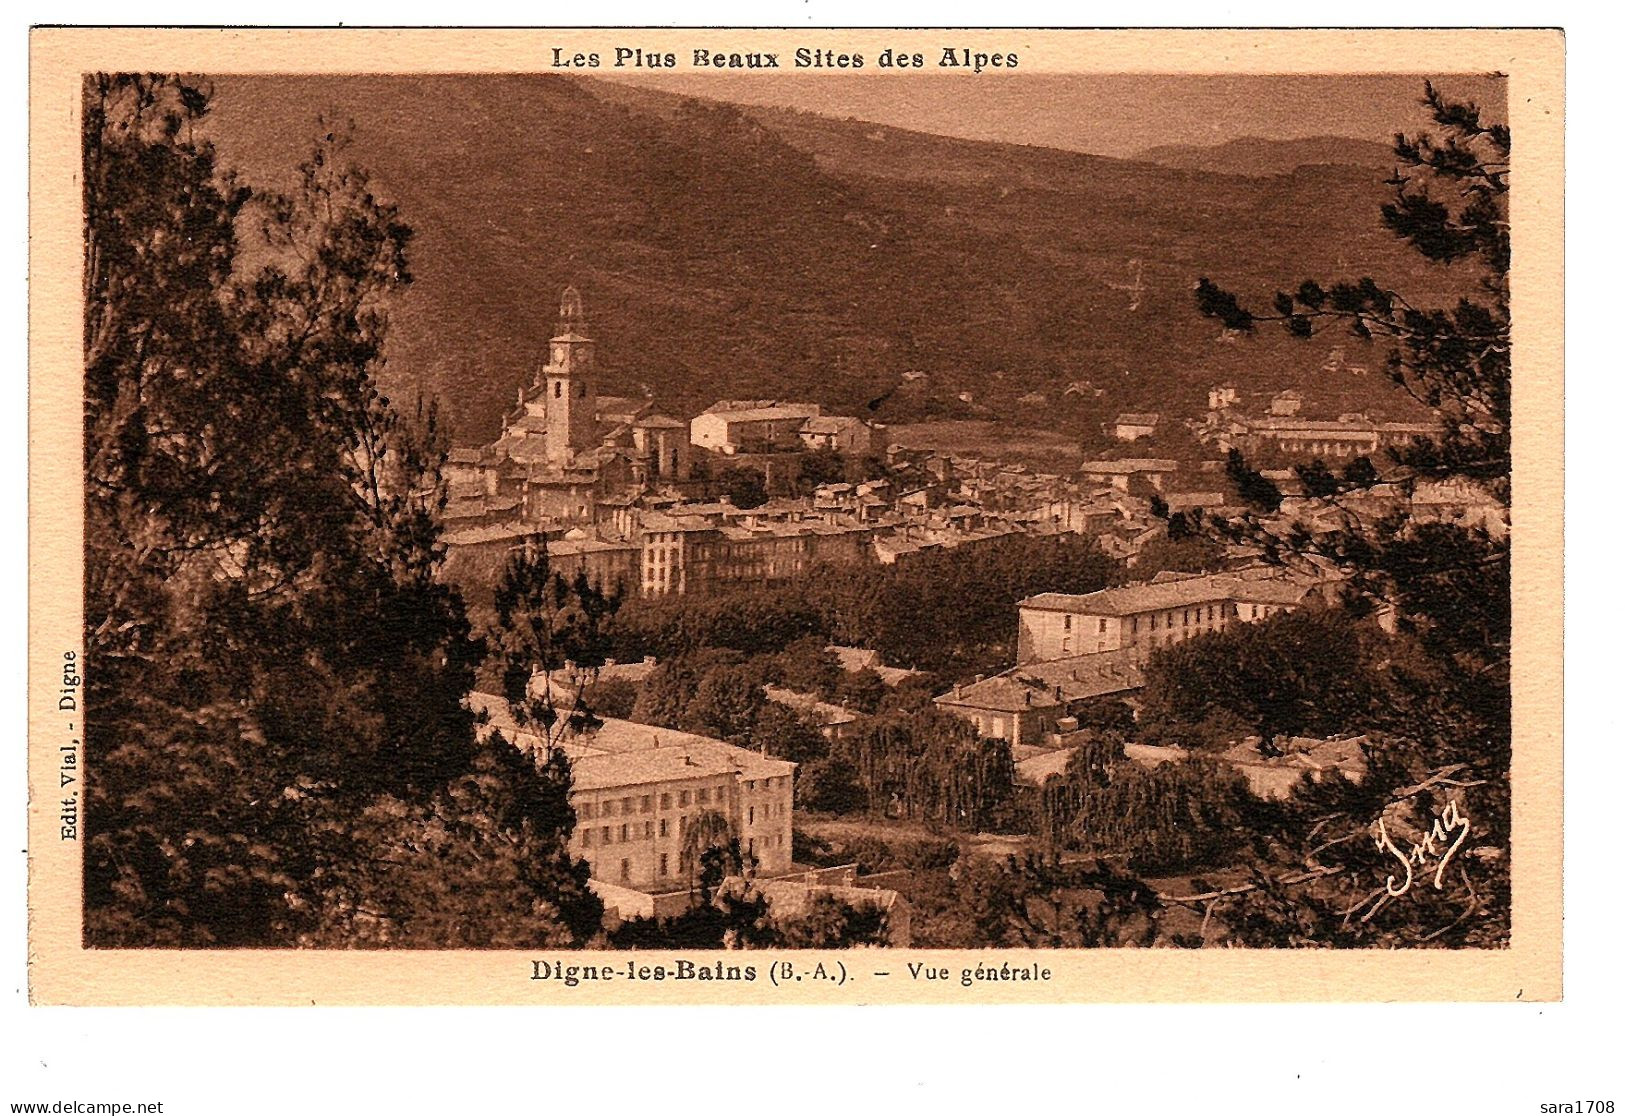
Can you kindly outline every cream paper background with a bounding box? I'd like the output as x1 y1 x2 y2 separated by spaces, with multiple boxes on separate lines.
27 27 1565 1005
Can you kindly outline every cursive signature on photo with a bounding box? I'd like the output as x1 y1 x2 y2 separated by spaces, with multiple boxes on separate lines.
1375 799 1472 897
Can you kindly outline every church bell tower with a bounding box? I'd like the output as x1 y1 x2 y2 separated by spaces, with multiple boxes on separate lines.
543 286 598 466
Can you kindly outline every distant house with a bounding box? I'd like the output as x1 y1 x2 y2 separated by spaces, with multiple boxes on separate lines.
1077 458 1180 493
763 685 858 741
934 648 1144 746
826 646 927 688
1108 412 1161 441
690 403 822 455
799 414 873 456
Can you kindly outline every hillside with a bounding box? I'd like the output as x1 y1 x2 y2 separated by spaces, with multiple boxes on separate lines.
1132 135 1398 177
206 75 1469 446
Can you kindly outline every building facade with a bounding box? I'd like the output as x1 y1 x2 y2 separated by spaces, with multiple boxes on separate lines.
472 696 796 894
1015 570 1316 665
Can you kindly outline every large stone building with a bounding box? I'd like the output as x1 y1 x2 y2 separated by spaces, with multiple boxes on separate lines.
1197 384 1441 460
471 694 796 894
1014 569 1317 665
689 402 824 454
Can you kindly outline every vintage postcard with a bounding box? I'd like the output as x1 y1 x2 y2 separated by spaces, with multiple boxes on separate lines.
27 28 1563 1004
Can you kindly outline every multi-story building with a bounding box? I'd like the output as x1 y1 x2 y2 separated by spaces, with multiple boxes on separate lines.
1015 570 1316 664
1197 384 1442 460
471 695 796 893
799 414 873 456
933 648 1145 746
690 402 823 454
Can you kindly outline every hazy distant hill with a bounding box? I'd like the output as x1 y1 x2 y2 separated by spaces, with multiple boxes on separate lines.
208 77 1461 446
1132 135 1398 178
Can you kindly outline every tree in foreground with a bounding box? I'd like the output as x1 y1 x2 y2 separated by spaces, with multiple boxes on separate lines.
82 75 597 946
1184 80 1511 945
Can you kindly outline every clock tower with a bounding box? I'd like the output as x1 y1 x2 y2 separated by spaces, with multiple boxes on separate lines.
543 286 598 466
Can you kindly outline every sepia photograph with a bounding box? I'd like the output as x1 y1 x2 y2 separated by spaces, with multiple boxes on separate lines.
27 28 1564 1005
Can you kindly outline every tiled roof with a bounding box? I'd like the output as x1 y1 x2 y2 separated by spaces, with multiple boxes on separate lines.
470 692 796 792
1014 747 1074 787
1018 572 1311 616
694 405 819 425
936 648 1143 714
1079 458 1180 474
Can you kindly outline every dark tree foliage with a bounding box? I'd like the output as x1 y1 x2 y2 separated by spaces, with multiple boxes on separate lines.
1070 761 1258 876
832 707 1016 831
1185 80 1512 945
681 663 769 746
831 667 888 714
910 854 1166 949
82 75 596 947
487 544 624 747
804 533 1120 675
1138 608 1376 751
610 531 1119 678
715 464 769 509
795 447 849 492
797 756 868 814
605 885 779 949
1133 534 1226 578
605 881 890 949
1226 448 1283 512
751 701 831 766
770 636 844 696
773 892 892 948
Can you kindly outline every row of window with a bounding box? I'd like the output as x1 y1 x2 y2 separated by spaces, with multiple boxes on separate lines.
1061 615 1111 634
579 782 742 821
745 802 788 825
581 810 694 848
1134 603 1229 634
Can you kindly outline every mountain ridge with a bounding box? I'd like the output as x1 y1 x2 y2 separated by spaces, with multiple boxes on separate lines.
206 75 1460 446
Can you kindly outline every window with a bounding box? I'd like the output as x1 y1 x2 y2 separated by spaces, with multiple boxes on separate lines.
679 790 690 807
553 381 562 398
601 826 611 843
640 795 652 814
659 854 669 877
748 806 755 825
747 780 756 792
1132 617 1139 633
1098 618 1107 633
620 859 630 882
659 818 668 838
1063 614 1072 631
660 793 671 810
580 802 594 820
697 788 710 805
620 823 628 842
644 821 654 839
621 796 634 813
748 838 756 856
602 800 614 818
1183 610 1189 627
582 830 593 848
1150 615 1158 631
